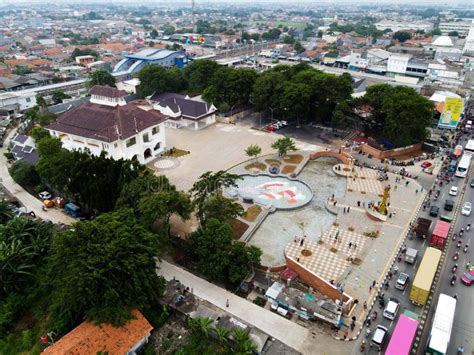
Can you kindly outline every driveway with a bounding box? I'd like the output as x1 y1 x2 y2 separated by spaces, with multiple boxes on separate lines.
154 123 322 191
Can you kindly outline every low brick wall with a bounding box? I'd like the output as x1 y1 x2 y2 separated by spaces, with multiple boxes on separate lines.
361 143 422 160
286 257 354 314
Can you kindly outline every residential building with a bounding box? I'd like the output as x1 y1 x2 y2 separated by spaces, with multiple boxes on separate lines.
113 48 188 74
149 93 217 130
75 55 95 66
46 85 168 164
10 134 38 164
387 54 410 75
42 309 153 355
0 91 36 113
463 26 474 55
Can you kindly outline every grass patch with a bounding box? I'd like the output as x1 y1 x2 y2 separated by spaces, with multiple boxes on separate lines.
244 162 267 171
283 154 303 164
242 205 262 222
227 219 249 240
281 165 296 174
253 296 267 307
265 159 282 166
163 148 190 158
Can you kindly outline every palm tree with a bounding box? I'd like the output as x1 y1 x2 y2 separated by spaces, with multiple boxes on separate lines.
213 326 230 345
189 317 214 338
231 328 257 354
0 239 35 295
0 199 13 224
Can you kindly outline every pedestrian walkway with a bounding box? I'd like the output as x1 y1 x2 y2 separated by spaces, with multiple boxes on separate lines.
321 226 367 258
0 128 74 225
158 260 310 353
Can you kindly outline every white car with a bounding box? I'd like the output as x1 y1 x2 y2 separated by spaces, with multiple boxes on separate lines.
38 191 52 200
461 202 472 216
383 298 400 320
449 186 458 196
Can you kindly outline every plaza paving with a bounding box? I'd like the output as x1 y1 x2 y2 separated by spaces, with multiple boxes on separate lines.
153 123 321 191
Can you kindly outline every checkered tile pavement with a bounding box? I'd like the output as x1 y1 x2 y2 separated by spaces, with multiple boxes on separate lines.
321 226 366 258
347 176 383 195
285 240 348 282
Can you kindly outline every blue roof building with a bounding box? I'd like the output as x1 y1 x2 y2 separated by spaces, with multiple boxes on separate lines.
113 48 188 74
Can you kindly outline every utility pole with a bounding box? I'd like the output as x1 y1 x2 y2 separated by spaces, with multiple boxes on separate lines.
191 0 196 33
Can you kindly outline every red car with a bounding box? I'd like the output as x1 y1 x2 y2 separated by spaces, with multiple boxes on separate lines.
461 270 474 286
421 161 432 169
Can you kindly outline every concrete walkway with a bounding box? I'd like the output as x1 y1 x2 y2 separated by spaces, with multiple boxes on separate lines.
158 260 310 351
0 128 74 225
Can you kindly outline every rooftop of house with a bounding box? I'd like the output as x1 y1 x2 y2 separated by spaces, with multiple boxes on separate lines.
150 92 216 120
89 85 127 98
42 309 153 355
47 99 168 143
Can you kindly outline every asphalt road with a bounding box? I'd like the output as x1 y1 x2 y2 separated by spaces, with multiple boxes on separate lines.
350 138 472 355
418 147 474 354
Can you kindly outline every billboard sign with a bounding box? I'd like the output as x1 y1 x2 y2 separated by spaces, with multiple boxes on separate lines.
438 97 463 129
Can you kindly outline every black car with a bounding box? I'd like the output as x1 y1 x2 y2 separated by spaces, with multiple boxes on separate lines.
470 178 474 188
429 206 440 217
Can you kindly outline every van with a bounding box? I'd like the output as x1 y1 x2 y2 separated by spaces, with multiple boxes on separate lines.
383 298 400 320
444 199 455 211
405 248 418 264
396 273 410 290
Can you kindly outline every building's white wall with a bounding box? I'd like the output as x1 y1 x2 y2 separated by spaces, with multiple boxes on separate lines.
387 55 410 74
48 122 166 164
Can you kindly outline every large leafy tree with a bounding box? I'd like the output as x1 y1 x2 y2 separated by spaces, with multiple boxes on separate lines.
201 195 244 223
188 219 261 285
136 65 186 97
46 209 166 330
271 136 297 157
190 171 241 223
280 82 312 126
9 161 41 188
184 59 220 93
393 31 412 43
245 144 261 161
251 70 287 117
86 69 116 88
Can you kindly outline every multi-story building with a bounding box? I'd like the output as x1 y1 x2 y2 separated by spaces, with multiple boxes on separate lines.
113 48 188 74
46 86 168 164
438 21 473 36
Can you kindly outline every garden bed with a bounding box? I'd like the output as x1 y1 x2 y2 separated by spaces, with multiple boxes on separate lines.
283 154 303 164
264 159 282 166
244 162 267 172
163 148 190 158
281 165 296 174
242 205 262 222
227 218 249 239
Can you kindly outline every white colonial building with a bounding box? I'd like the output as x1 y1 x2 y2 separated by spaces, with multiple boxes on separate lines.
47 85 168 164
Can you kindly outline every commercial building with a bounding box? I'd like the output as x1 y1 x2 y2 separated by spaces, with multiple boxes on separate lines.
113 48 188 74
438 21 473 36
46 85 168 164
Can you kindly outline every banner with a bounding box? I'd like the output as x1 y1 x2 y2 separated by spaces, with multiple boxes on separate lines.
438 97 463 129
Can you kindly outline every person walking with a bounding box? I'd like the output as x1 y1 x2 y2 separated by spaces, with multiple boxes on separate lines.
226 299 229 308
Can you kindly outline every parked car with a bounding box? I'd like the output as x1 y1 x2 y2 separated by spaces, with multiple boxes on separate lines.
444 200 455 211
38 191 52 200
370 325 388 350
449 186 458 196
383 298 400 320
396 272 410 290
470 178 474 188
421 161 432 169
461 270 474 286
429 206 440 217
461 202 472 216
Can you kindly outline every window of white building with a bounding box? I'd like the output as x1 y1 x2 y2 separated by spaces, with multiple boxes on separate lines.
152 126 160 135
126 137 137 147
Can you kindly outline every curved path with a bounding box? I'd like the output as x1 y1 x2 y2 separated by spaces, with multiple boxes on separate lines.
0 128 74 225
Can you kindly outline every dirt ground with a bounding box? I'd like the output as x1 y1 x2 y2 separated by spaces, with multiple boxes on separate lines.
148 316 191 354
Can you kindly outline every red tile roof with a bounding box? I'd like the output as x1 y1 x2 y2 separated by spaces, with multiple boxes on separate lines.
47 101 168 142
42 309 153 355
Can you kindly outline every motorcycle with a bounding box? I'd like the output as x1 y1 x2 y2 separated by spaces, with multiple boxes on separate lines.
463 245 469 253
457 240 463 249
371 312 378 321
360 340 367 352
453 252 460 261
467 224 471 231
365 328 371 339
451 275 457 286
453 233 457 241
452 264 458 273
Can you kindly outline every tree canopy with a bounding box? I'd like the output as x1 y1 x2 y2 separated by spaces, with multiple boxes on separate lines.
271 136 297 157
392 31 412 43
46 209 166 330
86 69 116 89
136 64 186 97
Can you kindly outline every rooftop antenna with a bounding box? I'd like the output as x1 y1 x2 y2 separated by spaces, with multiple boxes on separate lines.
191 0 196 33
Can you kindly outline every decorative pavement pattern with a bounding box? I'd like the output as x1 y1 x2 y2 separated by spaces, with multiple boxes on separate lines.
285 240 349 282
320 225 367 258
336 165 384 195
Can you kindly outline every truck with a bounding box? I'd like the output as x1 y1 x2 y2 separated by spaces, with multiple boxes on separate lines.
415 217 432 239
410 247 442 306
430 220 451 249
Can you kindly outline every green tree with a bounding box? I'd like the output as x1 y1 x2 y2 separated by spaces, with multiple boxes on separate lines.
51 90 71 105
293 41 305 53
136 65 185 97
35 95 47 111
150 29 159 39
37 112 57 127
251 70 287 117
429 28 442 36
30 127 50 142
448 31 459 37
70 47 99 60
9 162 41 188
47 209 166 330
190 171 241 223
86 69 116 89
201 195 243 223
245 144 261 161
185 60 220 93
13 65 33 75
392 31 412 43
280 82 312 126
0 200 13 224
271 136 297 157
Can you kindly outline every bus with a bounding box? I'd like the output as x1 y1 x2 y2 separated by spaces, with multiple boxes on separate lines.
426 294 457 355
385 314 419 355
465 139 474 153
455 153 472 178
